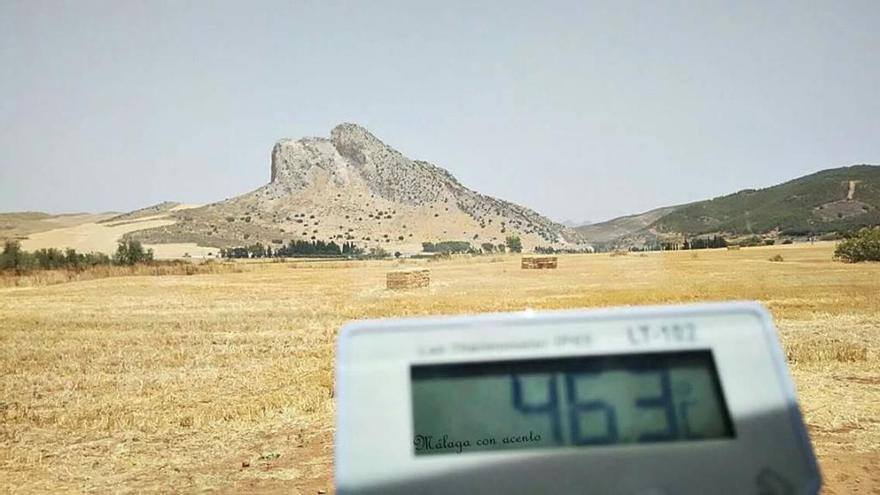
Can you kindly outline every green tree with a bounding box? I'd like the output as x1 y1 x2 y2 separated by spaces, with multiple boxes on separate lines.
34 248 65 269
481 242 495 254
505 235 523 253
113 240 154 266
114 241 130 265
65 248 82 270
421 241 471 254
84 252 111 266
834 228 880 262
248 243 266 258
1 241 31 271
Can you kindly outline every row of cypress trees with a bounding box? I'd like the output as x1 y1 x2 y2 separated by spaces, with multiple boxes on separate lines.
219 240 363 259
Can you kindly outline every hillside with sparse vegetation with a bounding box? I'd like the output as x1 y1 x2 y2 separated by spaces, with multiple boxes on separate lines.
654 165 880 235
577 165 880 248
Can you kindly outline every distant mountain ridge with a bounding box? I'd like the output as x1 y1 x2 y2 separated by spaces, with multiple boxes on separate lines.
574 206 682 245
126 123 582 252
561 219 591 228
576 165 880 247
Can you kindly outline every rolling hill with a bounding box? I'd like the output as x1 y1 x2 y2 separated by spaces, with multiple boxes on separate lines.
576 165 880 247
0 212 118 243
574 206 682 246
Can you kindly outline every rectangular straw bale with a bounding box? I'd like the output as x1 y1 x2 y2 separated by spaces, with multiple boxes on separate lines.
387 268 430 289
521 256 558 269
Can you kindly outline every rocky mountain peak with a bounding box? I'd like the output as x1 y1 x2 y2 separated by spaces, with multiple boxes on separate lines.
130 124 584 252
269 123 442 205
330 122 385 164
269 135 334 187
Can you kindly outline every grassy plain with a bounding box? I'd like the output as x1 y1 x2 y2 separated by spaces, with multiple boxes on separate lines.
1 241 878 493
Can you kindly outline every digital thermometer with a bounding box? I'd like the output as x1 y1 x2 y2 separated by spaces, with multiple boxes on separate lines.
335 302 820 494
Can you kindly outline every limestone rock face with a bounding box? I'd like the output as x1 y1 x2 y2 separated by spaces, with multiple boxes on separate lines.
128 123 584 252
270 137 338 190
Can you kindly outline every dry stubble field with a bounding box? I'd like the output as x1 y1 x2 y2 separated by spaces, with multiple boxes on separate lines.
1 242 878 494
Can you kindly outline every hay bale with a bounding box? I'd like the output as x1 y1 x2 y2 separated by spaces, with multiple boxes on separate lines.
521 256 558 269
387 268 430 289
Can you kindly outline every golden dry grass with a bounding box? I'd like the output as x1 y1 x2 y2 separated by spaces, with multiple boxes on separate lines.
0 213 117 243
0 261 250 288
19 217 177 255
0 241 878 493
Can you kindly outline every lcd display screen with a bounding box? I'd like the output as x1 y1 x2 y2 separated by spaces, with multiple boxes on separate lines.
411 351 734 456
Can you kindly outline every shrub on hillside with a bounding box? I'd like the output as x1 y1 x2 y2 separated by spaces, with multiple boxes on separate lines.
834 228 880 263
505 235 523 253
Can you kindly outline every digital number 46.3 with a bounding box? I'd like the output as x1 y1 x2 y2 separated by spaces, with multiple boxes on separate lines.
511 370 700 445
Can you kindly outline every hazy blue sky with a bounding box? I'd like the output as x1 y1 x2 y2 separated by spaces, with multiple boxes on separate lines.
2 1 878 223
